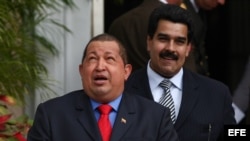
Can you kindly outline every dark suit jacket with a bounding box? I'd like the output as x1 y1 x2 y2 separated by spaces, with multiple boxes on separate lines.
125 68 236 141
108 0 164 71
27 90 178 141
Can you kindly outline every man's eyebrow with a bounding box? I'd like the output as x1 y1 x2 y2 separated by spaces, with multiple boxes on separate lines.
157 33 187 40
157 33 169 37
177 37 187 41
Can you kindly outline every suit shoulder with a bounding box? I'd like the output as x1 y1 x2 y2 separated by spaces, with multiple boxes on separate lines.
39 90 83 108
187 70 229 90
127 92 166 111
127 68 146 80
109 6 141 25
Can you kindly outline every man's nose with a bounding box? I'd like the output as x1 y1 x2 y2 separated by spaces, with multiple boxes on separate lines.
96 59 105 71
167 40 175 50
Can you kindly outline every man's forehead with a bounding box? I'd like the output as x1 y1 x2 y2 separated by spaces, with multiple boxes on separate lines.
86 41 120 54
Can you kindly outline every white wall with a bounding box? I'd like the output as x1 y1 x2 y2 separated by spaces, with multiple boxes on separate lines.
26 0 104 118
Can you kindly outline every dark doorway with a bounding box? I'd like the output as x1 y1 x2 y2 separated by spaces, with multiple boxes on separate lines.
104 0 143 32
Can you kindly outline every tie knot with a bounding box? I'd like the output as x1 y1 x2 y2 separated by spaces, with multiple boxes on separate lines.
98 104 112 115
159 79 171 89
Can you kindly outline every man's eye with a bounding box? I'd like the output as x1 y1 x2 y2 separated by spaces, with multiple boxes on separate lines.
107 57 115 61
159 37 169 42
176 40 186 45
88 56 97 61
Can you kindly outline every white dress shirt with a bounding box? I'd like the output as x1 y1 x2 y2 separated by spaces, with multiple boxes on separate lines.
232 103 245 124
147 61 183 118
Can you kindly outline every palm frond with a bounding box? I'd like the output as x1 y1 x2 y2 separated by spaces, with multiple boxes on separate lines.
0 0 75 104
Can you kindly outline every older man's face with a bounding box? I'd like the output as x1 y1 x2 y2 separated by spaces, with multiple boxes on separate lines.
79 40 132 103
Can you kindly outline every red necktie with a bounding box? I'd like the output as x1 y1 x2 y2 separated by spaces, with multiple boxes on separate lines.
98 104 112 141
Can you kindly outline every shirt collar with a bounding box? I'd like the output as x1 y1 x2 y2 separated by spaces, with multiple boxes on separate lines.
147 60 183 90
91 94 122 112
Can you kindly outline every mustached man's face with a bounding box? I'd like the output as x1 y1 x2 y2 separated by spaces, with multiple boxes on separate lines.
147 20 191 78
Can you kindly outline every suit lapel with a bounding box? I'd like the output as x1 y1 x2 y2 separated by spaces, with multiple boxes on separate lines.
75 92 102 141
127 68 154 100
132 68 201 131
174 70 200 130
110 93 136 141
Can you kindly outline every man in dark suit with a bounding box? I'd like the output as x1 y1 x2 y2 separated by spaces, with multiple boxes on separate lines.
108 0 182 72
125 5 236 141
27 33 178 141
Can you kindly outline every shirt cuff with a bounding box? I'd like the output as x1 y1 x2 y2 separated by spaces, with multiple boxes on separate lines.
232 103 245 124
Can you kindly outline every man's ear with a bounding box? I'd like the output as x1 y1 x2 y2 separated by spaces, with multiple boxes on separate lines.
186 43 192 57
79 64 84 78
124 64 132 81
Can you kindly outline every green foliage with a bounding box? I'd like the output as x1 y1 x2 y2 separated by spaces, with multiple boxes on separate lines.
0 0 75 103
0 95 32 141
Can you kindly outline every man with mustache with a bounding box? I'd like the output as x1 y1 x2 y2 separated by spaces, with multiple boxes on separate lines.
27 33 178 141
108 0 183 72
125 4 236 141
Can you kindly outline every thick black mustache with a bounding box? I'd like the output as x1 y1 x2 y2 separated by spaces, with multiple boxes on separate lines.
159 50 178 60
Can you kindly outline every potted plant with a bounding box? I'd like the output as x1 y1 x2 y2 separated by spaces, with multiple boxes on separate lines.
0 0 75 140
